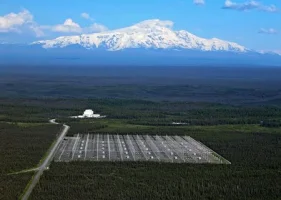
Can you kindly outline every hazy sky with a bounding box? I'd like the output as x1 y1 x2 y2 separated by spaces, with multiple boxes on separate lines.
0 0 280 52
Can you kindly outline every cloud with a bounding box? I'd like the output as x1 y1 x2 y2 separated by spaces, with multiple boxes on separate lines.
43 14 107 34
0 10 32 32
51 19 82 33
42 18 108 34
193 0 205 5
29 23 45 37
136 19 174 29
0 10 108 39
258 28 278 34
84 23 108 33
81 13 90 19
81 12 95 22
222 0 279 13
259 49 281 55
0 9 43 36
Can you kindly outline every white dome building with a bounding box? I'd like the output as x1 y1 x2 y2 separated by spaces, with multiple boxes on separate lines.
71 109 105 119
83 109 95 118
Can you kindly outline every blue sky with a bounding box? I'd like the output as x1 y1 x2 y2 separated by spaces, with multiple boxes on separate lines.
0 0 280 52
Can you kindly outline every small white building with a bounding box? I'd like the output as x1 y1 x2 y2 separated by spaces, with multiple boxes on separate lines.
172 122 187 125
71 109 106 119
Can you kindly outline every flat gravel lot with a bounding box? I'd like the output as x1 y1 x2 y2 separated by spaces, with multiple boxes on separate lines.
54 134 229 164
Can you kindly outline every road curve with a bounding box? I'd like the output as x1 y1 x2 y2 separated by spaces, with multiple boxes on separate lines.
49 119 59 125
21 120 69 200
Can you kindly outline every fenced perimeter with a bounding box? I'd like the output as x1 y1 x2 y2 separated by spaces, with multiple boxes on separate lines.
54 134 230 164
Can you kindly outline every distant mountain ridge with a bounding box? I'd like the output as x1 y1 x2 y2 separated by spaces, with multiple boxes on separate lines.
33 19 248 52
0 19 280 66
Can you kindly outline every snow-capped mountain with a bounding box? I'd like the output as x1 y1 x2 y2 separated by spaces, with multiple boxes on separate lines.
33 19 248 52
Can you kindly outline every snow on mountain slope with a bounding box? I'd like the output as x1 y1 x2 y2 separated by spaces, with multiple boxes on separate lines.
33 19 248 52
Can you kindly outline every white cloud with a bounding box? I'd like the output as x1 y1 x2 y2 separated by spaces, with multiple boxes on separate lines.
85 23 108 33
136 19 174 29
222 0 279 13
81 13 95 22
51 18 82 33
194 0 205 5
29 23 45 37
0 10 32 32
258 28 278 34
259 49 281 55
42 18 108 34
262 5 278 13
0 9 43 36
81 13 90 19
0 10 108 39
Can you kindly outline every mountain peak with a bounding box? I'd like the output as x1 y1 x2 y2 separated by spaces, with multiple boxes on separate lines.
33 19 248 52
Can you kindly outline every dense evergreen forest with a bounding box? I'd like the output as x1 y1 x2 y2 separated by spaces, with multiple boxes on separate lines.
1 98 281 126
0 123 60 199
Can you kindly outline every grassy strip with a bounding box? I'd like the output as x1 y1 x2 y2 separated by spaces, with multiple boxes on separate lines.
0 121 47 127
8 168 39 176
70 119 281 136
